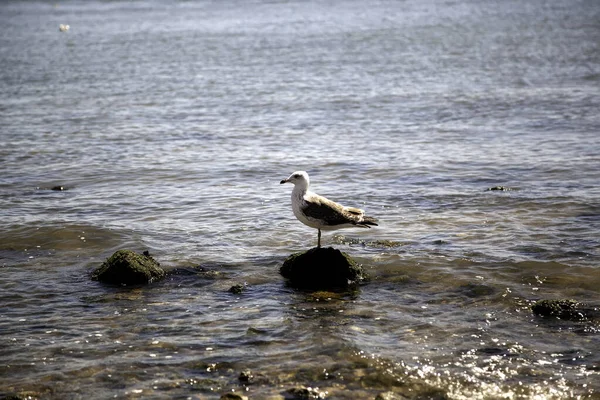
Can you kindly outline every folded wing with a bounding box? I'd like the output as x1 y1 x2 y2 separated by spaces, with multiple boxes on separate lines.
301 196 377 228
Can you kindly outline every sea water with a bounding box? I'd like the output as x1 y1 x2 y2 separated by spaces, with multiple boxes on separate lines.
1 0 599 398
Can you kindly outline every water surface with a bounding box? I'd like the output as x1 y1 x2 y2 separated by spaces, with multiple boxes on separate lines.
1 0 600 398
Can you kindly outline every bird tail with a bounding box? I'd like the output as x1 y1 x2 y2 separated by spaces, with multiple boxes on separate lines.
359 215 378 228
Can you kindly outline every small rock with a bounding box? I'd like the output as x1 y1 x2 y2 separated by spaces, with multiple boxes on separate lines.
92 249 165 285
531 299 598 321
228 283 246 294
238 369 254 383
51 185 67 191
220 393 248 400
280 247 367 290
284 386 327 399
486 186 512 191
1 394 27 400
237 368 269 385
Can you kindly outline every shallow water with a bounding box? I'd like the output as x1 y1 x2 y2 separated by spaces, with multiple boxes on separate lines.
1 0 600 398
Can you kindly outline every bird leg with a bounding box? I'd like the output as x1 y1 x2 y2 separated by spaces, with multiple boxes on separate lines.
317 229 321 248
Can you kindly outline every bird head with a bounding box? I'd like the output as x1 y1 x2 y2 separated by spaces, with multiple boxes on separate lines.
280 171 310 187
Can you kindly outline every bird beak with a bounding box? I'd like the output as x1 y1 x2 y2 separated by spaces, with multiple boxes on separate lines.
280 179 288 184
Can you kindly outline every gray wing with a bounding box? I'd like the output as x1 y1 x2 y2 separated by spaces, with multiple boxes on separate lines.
301 196 362 227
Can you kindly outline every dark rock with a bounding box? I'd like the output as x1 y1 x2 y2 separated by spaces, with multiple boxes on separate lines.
486 186 513 191
1 395 26 400
280 247 367 290
220 393 248 400
238 369 253 383
237 368 269 385
531 299 599 321
284 386 327 399
228 283 246 294
92 249 165 285
36 185 69 191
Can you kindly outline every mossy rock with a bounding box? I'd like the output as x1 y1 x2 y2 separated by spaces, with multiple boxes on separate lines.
531 299 597 321
92 249 165 285
280 247 368 290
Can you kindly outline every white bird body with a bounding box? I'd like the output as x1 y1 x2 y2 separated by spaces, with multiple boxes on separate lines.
280 171 378 247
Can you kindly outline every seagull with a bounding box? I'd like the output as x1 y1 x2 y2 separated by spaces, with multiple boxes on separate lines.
280 171 378 248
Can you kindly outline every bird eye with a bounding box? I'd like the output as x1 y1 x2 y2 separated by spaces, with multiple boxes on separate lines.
293 174 300 178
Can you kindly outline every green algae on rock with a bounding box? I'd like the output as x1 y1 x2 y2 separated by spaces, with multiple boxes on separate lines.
280 247 368 290
92 249 165 285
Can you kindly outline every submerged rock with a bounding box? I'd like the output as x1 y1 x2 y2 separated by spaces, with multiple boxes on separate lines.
531 299 599 321
237 368 269 385
280 247 367 290
486 186 513 191
284 386 327 399
220 393 248 400
228 283 246 294
1 394 27 400
238 369 254 383
92 249 165 285
35 185 69 191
